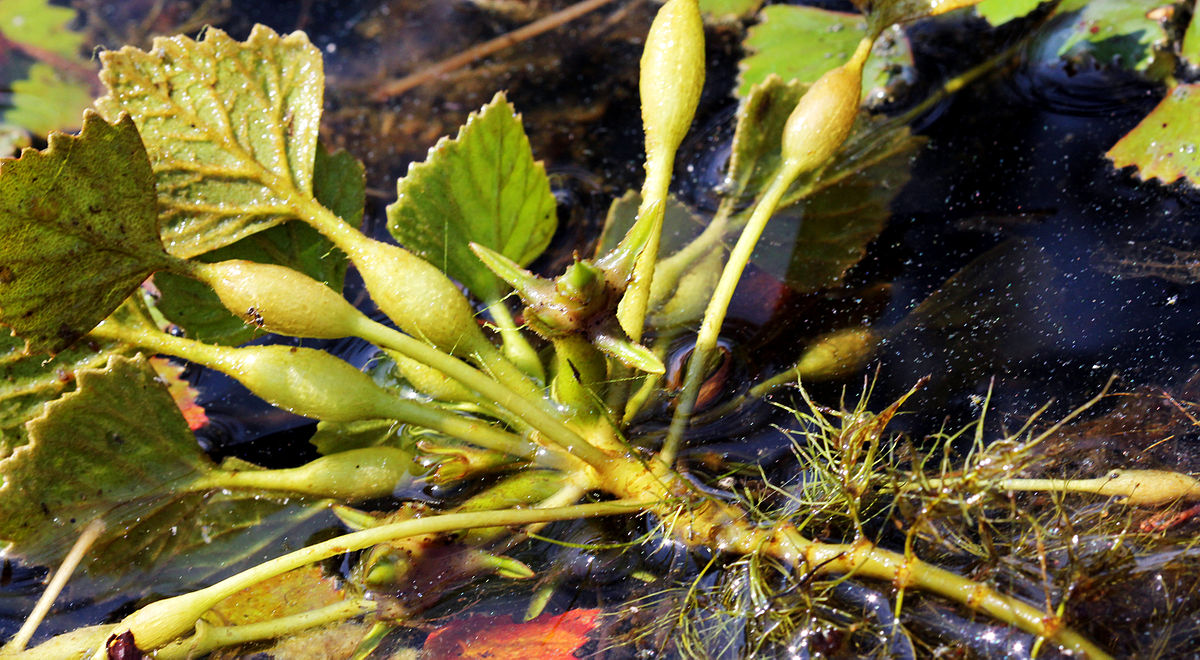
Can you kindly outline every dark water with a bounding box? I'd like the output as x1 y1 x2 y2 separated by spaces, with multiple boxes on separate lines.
6 1 1200 656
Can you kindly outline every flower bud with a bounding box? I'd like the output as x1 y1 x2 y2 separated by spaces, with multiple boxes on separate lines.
1095 469 1200 506
349 237 491 357
210 448 417 500
211 344 408 422
194 259 364 339
641 0 706 160
781 62 863 175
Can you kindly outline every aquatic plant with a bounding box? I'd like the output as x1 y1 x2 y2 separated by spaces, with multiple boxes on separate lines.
1 0 1199 657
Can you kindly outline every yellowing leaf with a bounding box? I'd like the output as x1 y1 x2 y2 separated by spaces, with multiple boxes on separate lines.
96 25 324 258
1107 84 1200 187
0 112 170 354
209 565 344 626
422 609 600 659
386 92 557 304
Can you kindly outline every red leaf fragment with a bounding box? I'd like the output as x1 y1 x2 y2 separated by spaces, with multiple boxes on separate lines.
422 608 600 659
148 356 208 430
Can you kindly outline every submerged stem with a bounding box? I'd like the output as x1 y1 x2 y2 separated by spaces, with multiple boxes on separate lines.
3 520 105 654
90 500 647 658
154 599 378 660
774 529 1112 659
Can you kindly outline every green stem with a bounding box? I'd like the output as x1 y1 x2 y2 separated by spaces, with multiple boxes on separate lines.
90 500 647 658
660 162 803 466
90 321 537 461
154 599 378 660
622 335 672 425
618 155 673 342
776 530 1112 659
486 299 546 383
351 318 610 468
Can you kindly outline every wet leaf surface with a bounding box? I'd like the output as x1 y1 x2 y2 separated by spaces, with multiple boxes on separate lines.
387 92 557 305
0 113 170 354
1184 6 1200 68
867 0 986 33
1107 84 1200 187
209 565 344 626
96 25 324 258
974 0 1041 25
1049 0 1168 73
0 354 322 581
0 333 127 457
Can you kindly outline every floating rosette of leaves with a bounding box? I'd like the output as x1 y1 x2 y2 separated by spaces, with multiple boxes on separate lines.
6 3 1197 658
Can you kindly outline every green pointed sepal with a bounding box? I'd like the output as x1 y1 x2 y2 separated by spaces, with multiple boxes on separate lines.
591 320 665 374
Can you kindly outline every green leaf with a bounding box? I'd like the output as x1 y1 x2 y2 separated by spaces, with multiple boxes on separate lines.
738 6 913 100
153 143 359 345
1038 0 1167 73
386 92 557 304
0 333 129 457
1183 7 1200 68
0 0 85 59
313 142 367 230
699 0 763 19
597 190 707 258
96 24 324 258
975 0 1043 25
725 76 808 206
0 354 322 579
1107 84 1200 187
4 62 92 137
0 112 171 354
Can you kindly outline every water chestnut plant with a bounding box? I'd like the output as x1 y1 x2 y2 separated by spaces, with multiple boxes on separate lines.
2 1 1200 658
